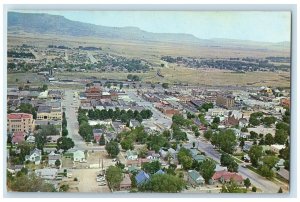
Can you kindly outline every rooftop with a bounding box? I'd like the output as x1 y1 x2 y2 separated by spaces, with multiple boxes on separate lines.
8 113 32 120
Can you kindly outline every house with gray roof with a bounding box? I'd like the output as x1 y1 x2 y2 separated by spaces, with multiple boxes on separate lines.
48 151 61 167
25 148 42 165
188 170 205 186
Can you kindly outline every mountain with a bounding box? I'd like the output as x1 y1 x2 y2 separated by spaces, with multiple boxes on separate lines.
7 12 204 44
7 12 290 49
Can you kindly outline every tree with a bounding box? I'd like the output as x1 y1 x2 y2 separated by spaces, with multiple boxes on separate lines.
17 103 37 119
244 178 251 189
250 131 258 140
262 116 276 127
99 134 106 146
248 145 263 167
142 161 161 174
181 155 193 170
264 133 274 145
204 130 213 140
278 187 283 193
55 159 61 168
199 103 213 112
9 173 56 192
220 153 238 172
139 174 185 193
62 127 68 137
106 166 123 190
274 129 288 144
199 159 216 184
162 83 169 89
120 139 134 150
221 180 247 193
78 121 93 142
105 141 120 157
57 137 75 152
42 84 48 91
212 117 220 124
211 129 237 154
252 186 257 192
138 146 148 158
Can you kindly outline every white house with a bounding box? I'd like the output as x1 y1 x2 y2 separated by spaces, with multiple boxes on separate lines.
126 150 138 160
25 148 42 165
35 169 58 180
73 150 85 162
48 151 61 167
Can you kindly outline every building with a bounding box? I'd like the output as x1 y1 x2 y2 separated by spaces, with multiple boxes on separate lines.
135 171 150 186
35 169 58 180
207 108 227 117
73 150 86 162
212 171 243 185
119 174 132 191
187 170 205 186
216 94 235 109
85 86 102 100
93 129 104 143
7 113 35 133
270 144 286 154
25 148 42 165
36 102 62 121
48 151 61 167
11 131 26 145
126 150 138 160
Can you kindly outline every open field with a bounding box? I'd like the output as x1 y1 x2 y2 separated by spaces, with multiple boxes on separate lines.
51 65 290 88
8 34 290 64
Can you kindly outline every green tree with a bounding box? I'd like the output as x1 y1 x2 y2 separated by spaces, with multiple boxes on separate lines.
42 84 48 91
62 127 68 137
99 134 106 146
142 161 161 174
55 159 61 167
274 129 288 144
264 133 274 145
199 103 213 112
204 130 213 140
248 145 263 167
244 178 251 189
162 83 169 89
212 117 220 124
106 166 123 190
220 153 238 172
139 174 185 193
211 129 237 154
278 187 283 193
56 137 75 152
17 103 37 119
221 180 247 193
199 159 216 184
181 155 193 170
78 121 93 142
105 141 120 157
121 139 134 150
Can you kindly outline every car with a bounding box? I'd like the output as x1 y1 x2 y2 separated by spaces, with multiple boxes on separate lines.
242 164 247 168
112 158 117 162
96 178 105 182
98 182 107 186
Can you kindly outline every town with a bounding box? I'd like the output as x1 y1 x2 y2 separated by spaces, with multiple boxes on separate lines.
6 11 291 194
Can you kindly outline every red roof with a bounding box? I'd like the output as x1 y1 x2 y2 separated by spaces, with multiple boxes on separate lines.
8 113 32 120
12 132 26 144
212 171 243 182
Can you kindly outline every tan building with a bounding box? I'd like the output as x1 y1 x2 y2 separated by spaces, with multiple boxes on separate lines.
7 113 35 133
216 94 235 109
37 106 62 121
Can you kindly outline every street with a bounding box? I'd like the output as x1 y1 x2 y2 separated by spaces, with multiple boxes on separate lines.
185 133 283 193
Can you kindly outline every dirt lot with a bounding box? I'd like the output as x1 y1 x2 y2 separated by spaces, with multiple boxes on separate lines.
62 168 111 192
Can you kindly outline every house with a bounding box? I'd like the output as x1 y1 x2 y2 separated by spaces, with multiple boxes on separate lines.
48 151 61 167
193 155 206 163
215 164 228 172
135 171 150 186
35 169 58 180
26 135 35 144
129 119 141 129
73 150 85 162
243 141 253 152
12 131 26 145
212 171 243 185
126 150 138 160
93 129 104 143
188 170 205 186
277 168 289 181
146 151 160 160
25 148 42 165
270 144 286 154
119 174 132 191
239 118 248 128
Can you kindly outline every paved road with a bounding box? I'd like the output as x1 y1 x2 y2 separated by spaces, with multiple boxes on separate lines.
184 133 282 193
62 89 106 151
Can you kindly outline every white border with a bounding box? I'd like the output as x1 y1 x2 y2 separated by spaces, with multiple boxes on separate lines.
1 1 299 202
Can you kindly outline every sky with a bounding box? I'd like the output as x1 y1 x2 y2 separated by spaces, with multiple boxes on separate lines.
17 11 291 43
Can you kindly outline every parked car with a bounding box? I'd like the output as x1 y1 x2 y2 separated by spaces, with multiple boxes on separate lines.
98 182 107 186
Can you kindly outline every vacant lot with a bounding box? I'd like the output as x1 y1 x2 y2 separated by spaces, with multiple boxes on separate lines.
54 65 290 87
